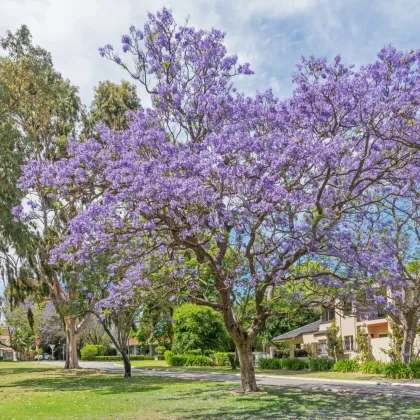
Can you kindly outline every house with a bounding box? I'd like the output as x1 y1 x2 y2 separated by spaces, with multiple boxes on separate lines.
272 305 420 362
128 337 160 356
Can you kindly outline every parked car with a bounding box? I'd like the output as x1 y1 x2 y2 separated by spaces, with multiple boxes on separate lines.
34 353 52 360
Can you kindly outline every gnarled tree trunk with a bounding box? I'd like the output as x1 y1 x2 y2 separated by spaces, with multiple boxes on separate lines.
121 348 132 378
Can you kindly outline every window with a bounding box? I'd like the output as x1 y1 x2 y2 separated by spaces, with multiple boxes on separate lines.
343 302 352 317
370 334 375 339
379 333 388 338
318 341 328 355
322 308 335 322
344 336 354 351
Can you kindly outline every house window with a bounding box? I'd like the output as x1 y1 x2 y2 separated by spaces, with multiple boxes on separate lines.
344 336 354 351
379 333 388 338
318 340 328 355
322 308 335 322
343 302 352 317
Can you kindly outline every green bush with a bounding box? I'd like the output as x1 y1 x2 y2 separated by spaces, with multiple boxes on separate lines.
104 346 117 356
259 358 283 369
309 358 334 372
81 345 99 360
185 356 214 366
164 350 174 362
185 349 202 356
167 355 214 367
214 352 235 367
359 361 386 374
203 349 217 357
333 359 359 373
167 355 187 366
384 361 420 379
155 346 167 356
282 358 307 370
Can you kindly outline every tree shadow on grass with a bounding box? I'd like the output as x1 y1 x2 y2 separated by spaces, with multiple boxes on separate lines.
1 368 183 396
164 384 420 420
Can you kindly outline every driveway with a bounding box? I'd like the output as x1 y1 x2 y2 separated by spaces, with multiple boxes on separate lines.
41 361 420 400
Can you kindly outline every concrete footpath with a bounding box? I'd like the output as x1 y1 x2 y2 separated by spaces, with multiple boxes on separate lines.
42 361 420 400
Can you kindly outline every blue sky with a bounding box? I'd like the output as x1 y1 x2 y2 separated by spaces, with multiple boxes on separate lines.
2 0 420 107
0 0 419 296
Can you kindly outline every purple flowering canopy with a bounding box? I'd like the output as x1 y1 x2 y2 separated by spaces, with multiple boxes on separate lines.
17 8 420 390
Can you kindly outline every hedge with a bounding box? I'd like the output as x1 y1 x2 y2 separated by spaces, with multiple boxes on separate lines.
259 358 307 370
308 358 334 372
332 359 359 373
81 355 155 361
214 352 236 368
384 361 420 379
185 349 202 356
359 361 386 375
167 355 214 367
164 350 174 362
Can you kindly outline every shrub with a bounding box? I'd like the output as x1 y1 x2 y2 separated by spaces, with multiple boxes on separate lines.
333 359 359 373
167 355 214 367
81 345 99 360
384 362 412 379
295 349 308 358
185 356 214 366
203 349 217 357
164 350 174 362
309 358 334 372
259 358 283 369
156 346 167 356
384 361 420 379
104 346 117 356
214 352 236 368
94 345 105 356
359 361 386 375
282 358 307 370
167 355 186 366
185 349 202 356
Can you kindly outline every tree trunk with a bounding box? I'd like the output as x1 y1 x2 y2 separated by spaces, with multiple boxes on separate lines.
236 341 258 393
64 315 80 369
121 349 132 378
402 314 418 364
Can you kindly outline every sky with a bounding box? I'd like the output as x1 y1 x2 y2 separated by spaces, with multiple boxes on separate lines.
0 0 420 296
2 0 420 108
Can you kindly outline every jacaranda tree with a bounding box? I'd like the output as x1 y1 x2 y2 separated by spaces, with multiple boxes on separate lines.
18 9 418 391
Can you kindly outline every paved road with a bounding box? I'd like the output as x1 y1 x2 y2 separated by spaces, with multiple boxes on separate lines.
42 361 420 400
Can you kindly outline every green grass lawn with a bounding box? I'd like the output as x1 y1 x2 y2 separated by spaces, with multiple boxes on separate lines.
130 360 385 381
1 362 419 419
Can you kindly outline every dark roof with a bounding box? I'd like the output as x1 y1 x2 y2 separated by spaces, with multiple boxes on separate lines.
271 320 321 341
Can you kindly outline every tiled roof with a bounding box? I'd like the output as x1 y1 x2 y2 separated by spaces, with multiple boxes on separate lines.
271 320 321 341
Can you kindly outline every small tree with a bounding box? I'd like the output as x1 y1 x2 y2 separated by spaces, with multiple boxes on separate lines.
325 319 343 362
355 325 372 363
172 304 231 354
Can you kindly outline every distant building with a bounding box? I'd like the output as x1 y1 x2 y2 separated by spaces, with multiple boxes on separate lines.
272 305 420 362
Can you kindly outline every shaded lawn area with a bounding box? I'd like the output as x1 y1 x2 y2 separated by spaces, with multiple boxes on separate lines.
1 362 419 419
131 360 386 382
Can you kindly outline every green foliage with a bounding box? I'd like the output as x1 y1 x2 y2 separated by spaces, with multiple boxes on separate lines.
309 358 334 372
359 361 386 374
355 326 372 363
325 319 343 362
155 346 167 356
81 345 100 359
167 355 214 367
282 358 307 370
384 361 420 379
258 358 307 370
259 358 283 369
164 350 174 362
171 304 230 354
332 359 359 373
214 352 236 368
185 349 202 356
383 321 404 362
